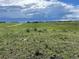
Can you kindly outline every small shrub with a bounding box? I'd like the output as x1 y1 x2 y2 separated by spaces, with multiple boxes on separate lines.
26 29 30 32
34 28 38 31
35 50 43 56
38 30 43 32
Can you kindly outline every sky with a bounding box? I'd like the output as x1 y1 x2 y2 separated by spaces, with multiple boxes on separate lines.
59 0 79 5
0 0 79 22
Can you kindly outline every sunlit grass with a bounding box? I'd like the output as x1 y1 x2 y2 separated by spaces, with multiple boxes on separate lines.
0 21 79 59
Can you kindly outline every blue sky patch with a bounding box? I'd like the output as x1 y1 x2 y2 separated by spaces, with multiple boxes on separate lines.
59 0 79 5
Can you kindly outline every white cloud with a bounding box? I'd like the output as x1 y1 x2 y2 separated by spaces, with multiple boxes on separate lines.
0 0 75 10
63 5 79 20
0 0 56 7
0 0 79 21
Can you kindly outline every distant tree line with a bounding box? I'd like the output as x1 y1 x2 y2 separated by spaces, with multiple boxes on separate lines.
0 21 6 23
0 21 76 23
0 21 43 23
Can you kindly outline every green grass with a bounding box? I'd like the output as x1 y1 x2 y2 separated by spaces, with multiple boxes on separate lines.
0 21 79 59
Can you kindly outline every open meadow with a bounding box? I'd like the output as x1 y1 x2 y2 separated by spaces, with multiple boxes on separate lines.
0 21 79 59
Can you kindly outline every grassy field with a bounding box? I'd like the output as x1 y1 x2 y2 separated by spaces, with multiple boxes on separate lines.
0 21 79 59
